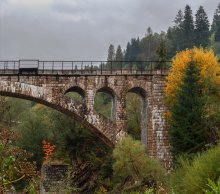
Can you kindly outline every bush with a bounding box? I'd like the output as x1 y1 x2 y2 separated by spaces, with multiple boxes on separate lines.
204 179 220 194
170 145 220 194
113 136 166 192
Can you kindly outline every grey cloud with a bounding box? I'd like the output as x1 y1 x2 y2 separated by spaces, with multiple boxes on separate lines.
0 0 219 60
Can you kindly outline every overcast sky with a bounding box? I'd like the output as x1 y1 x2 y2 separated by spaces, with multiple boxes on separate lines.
0 0 219 60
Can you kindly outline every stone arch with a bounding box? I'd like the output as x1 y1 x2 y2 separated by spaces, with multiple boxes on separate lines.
65 86 85 103
126 86 147 148
65 86 85 97
96 86 116 98
127 86 147 99
0 81 116 147
95 86 116 121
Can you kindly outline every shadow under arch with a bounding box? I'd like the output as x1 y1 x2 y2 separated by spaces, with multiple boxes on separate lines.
126 87 147 148
65 86 85 103
0 91 114 147
95 86 116 121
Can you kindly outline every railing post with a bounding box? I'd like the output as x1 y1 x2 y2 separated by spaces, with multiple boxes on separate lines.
121 61 123 75
62 61 64 74
13 61 15 74
52 61 54 74
91 62 93 74
141 62 143 75
110 61 112 74
101 62 102 75
43 62 45 74
18 60 20 74
151 62 153 74
72 62 73 74
130 61 132 74
81 62 83 74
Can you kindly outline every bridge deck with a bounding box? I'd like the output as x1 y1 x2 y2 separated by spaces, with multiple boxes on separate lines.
0 60 171 76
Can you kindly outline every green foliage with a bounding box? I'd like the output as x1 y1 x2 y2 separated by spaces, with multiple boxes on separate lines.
107 44 115 62
215 19 220 42
170 61 208 158
205 179 220 194
170 145 220 194
124 38 141 61
115 45 123 61
126 93 141 140
166 10 184 57
0 128 36 193
94 92 112 119
195 6 210 47
155 39 167 69
181 5 195 49
211 3 220 33
0 97 31 127
210 33 220 59
113 136 165 192
15 108 51 168
123 30 166 63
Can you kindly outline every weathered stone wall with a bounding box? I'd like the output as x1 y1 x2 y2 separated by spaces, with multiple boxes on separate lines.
40 163 69 193
0 71 172 168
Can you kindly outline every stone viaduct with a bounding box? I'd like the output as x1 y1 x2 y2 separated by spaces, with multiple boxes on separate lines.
0 60 171 169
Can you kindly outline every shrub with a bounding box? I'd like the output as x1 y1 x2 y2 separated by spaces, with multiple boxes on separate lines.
170 145 220 194
113 136 166 192
204 179 220 194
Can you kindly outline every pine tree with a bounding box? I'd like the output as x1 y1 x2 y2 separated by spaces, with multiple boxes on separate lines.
215 19 220 41
115 45 123 69
115 45 123 62
211 3 220 33
107 44 115 62
166 10 184 57
173 9 184 50
124 42 131 61
181 5 195 50
130 38 141 61
147 26 153 36
195 6 210 47
174 9 184 27
170 61 207 157
156 39 167 69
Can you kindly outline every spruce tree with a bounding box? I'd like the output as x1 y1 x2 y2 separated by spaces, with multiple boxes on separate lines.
166 10 184 57
156 39 167 69
115 45 123 69
129 38 141 61
181 5 195 50
195 6 210 47
215 19 220 41
173 9 184 50
115 45 123 61
107 44 115 62
174 9 184 27
211 3 220 33
170 61 207 158
124 42 131 61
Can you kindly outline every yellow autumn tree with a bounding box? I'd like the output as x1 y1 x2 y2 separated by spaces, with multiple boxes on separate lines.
165 47 220 107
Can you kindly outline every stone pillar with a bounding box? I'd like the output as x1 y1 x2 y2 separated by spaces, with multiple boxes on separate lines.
115 95 127 142
147 73 172 169
40 163 69 194
111 96 116 121
85 89 95 112
141 96 148 148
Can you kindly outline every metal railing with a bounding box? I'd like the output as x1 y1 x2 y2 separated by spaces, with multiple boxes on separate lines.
0 60 171 76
